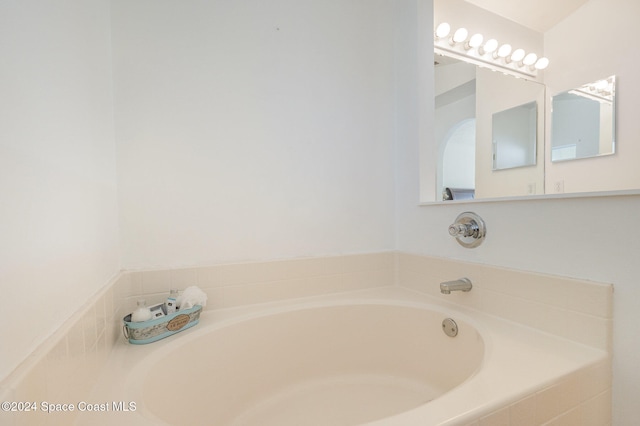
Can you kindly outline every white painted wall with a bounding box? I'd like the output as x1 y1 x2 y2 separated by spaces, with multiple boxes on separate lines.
0 0 120 381
398 0 640 423
111 0 397 269
441 120 476 191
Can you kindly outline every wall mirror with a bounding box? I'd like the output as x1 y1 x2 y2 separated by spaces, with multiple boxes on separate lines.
492 101 537 170
425 0 639 203
434 55 545 200
551 76 616 162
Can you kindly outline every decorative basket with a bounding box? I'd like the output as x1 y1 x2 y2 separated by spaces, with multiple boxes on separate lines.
123 304 202 344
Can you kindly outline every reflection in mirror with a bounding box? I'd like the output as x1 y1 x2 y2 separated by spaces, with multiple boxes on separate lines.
435 54 545 200
492 101 537 170
551 76 616 162
435 56 476 200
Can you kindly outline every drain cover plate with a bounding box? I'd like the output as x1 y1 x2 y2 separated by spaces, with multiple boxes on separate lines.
442 318 458 337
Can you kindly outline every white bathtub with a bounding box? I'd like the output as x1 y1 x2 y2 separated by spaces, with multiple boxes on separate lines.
81 287 608 425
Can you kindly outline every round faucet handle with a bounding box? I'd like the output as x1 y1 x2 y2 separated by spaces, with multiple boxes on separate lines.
448 223 466 236
448 212 486 248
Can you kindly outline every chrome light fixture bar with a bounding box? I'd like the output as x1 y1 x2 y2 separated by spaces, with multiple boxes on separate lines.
434 22 549 80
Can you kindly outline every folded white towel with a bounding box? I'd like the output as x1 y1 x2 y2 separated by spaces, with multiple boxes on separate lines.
177 286 208 310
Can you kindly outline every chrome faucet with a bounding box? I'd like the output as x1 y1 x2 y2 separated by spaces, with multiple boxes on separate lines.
448 212 486 248
440 278 472 294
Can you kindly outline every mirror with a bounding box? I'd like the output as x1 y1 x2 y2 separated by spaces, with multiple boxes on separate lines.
425 0 640 203
435 56 545 200
551 76 616 162
492 101 538 170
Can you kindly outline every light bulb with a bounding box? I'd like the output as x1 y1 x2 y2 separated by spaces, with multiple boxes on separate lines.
435 23 451 39
534 57 550 70
466 33 484 50
452 27 468 44
523 53 538 66
595 80 609 90
510 49 526 63
481 38 498 55
497 44 512 58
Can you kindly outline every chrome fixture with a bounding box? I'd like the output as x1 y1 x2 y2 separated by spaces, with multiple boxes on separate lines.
440 278 473 294
448 212 486 248
442 318 458 337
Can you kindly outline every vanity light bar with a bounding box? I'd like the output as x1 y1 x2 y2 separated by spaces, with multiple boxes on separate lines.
569 76 615 103
434 22 549 79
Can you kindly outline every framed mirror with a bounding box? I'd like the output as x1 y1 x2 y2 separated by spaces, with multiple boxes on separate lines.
551 76 616 162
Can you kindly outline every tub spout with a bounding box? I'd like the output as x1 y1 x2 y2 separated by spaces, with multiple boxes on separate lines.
440 278 472 294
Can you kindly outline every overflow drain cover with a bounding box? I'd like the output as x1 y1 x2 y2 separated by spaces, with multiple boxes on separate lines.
442 318 458 337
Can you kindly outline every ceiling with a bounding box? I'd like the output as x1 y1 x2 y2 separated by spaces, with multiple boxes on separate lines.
463 0 590 32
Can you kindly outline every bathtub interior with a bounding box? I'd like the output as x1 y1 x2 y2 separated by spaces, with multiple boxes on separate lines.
139 304 484 426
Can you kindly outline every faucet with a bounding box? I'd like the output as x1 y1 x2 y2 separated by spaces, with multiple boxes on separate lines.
448 212 486 248
440 278 472 294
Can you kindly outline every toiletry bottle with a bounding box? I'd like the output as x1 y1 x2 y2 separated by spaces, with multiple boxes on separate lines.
166 289 179 314
131 299 152 322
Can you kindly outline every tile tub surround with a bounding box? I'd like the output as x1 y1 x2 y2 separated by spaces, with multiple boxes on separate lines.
0 273 124 426
0 253 395 426
0 252 612 425
121 252 397 314
398 253 613 351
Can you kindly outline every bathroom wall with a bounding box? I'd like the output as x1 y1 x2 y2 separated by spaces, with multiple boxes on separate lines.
395 0 640 423
0 0 120 382
2 0 637 423
110 0 398 269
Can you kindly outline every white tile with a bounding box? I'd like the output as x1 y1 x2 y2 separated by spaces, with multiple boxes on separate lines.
509 394 537 426
81 306 98 351
536 384 561 424
481 268 570 309
45 337 70 402
580 359 612 402
479 406 510 426
142 269 172 293
566 314 611 350
13 359 47 403
170 268 198 289
565 280 613 319
556 373 583 414
104 286 115 320
531 303 570 338
580 390 612 426
282 257 331 279
481 291 536 327
543 407 581 426
341 268 394 290
95 295 107 337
